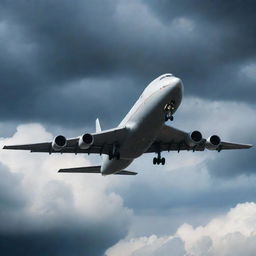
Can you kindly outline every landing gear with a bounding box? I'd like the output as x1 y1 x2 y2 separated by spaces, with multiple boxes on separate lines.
109 152 120 160
164 100 175 121
109 144 120 160
153 152 165 165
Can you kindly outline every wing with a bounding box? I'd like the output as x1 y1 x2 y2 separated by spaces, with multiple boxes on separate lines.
146 125 252 153
219 141 252 150
3 127 128 155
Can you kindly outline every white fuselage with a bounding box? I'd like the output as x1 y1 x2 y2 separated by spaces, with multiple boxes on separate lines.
101 74 183 175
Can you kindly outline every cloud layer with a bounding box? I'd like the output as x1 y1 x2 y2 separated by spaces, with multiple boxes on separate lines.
0 0 255 127
106 202 256 256
0 124 132 255
0 0 255 255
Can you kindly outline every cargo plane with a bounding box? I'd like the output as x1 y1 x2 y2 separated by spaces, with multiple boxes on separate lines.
3 74 252 175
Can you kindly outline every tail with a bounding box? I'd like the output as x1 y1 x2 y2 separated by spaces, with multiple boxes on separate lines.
96 118 102 133
96 118 104 163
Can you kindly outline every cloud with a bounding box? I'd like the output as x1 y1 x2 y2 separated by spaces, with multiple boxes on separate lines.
106 202 256 256
0 123 132 255
240 62 256 82
0 1 255 253
0 0 255 127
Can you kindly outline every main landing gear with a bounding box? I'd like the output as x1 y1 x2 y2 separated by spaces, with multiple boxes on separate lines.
164 100 175 121
109 144 120 160
153 152 165 165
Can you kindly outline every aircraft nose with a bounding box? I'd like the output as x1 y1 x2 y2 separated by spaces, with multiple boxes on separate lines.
173 77 183 91
166 77 183 95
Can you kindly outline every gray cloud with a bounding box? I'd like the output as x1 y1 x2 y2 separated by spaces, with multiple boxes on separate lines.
0 164 129 256
0 1 255 255
0 0 255 127
0 125 132 256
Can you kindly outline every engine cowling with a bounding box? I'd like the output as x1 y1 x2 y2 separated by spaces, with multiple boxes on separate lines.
52 135 67 151
79 133 94 149
186 130 203 147
206 135 221 150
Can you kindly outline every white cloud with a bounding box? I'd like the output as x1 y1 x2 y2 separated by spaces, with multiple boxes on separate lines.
0 123 132 231
172 17 195 32
106 202 256 256
240 63 256 82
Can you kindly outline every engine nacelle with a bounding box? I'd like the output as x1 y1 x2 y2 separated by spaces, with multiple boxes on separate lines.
186 130 203 147
79 133 94 149
52 135 67 151
206 135 221 150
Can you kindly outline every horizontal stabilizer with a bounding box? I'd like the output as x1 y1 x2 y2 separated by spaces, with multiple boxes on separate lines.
114 170 137 175
59 166 101 173
58 166 137 175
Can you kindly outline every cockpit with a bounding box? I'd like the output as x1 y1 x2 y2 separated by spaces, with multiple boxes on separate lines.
159 74 173 80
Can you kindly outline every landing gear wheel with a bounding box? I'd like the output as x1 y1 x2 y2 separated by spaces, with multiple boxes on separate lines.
153 157 157 165
165 113 174 122
161 158 165 165
164 101 175 122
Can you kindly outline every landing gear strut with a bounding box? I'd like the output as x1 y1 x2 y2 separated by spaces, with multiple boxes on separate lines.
109 144 120 160
164 100 175 121
153 152 165 165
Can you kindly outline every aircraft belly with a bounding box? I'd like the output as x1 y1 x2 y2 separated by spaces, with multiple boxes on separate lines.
101 157 133 175
120 83 182 159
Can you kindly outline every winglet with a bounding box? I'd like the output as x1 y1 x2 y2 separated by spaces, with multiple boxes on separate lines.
96 118 102 133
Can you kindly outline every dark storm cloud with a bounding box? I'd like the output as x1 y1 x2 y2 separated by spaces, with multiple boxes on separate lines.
109 154 256 217
0 0 255 127
0 225 124 256
208 150 256 178
0 161 129 256
5 226 124 256
0 163 27 211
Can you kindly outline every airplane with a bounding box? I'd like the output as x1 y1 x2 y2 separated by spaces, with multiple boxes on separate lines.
3 73 253 176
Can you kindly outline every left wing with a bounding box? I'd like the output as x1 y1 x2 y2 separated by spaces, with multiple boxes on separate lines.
3 126 128 155
146 125 252 153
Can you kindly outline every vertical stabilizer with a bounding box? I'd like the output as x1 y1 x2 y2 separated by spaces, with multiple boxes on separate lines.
96 118 102 133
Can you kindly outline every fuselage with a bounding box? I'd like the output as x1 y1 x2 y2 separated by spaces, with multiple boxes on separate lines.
101 74 183 175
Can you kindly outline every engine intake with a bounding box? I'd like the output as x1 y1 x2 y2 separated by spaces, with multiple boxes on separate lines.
206 135 221 150
186 130 203 147
52 135 67 151
79 133 94 149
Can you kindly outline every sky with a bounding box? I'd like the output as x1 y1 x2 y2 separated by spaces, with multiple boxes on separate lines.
0 0 255 255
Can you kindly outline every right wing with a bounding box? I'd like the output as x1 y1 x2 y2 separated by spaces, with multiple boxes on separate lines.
3 126 128 155
146 125 252 153
219 141 253 150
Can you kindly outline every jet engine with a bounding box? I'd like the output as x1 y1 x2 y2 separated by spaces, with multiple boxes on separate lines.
79 133 94 149
52 135 67 151
206 135 221 150
186 130 203 147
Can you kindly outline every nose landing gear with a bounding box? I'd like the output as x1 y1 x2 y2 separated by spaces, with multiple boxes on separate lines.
164 101 175 121
153 152 165 165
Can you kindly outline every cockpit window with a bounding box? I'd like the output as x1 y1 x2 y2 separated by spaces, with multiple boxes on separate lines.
160 74 173 80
